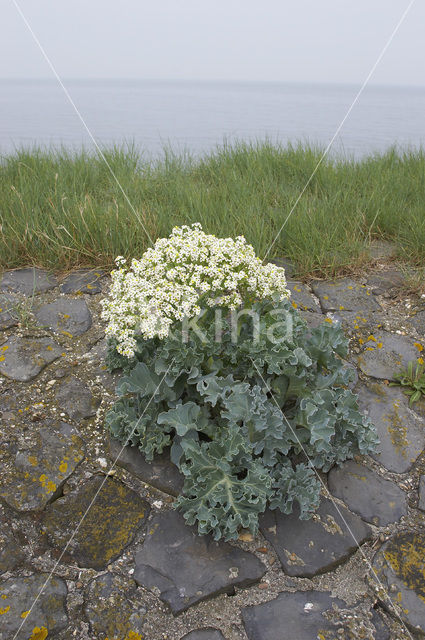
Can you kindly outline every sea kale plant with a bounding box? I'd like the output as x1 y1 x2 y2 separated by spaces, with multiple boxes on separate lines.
102 224 379 541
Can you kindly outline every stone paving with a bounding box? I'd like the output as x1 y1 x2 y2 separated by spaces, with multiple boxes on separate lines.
1 265 425 639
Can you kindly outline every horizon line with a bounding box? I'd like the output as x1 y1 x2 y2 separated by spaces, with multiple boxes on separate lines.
0 76 424 90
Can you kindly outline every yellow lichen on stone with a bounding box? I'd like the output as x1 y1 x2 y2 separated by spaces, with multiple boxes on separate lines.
383 534 425 603
39 474 47 487
38 474 57 494
28 627 48 640
21 610 30 618
58 461 68 474
46 481 57 493
383 403 409 457
0 605 10 614
28 456 38 467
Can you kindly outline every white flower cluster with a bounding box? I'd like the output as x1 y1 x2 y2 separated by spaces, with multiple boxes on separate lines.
101 223 290 357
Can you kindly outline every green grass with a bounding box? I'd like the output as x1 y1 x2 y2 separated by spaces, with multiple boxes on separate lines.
1 141 424 278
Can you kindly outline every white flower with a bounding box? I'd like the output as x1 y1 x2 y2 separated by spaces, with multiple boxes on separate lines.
101 223 290 356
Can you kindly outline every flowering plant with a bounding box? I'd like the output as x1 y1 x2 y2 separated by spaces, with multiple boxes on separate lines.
103 225 378 541
101 223 290 357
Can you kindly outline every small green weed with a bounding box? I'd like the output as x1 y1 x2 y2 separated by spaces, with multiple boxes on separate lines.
390 360 425 406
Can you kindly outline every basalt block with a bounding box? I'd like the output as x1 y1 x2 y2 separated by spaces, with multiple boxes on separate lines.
260 497 371 578
241 590 347 640
0 522 25 574
0 294 18 330
133 510 266 614
328 460 408 526
109 436 184 497
84 572 146 638
35 298 92 337
55 376 100 421
0 268 57 296
0 421 85 512
60 269 105 295
42 475 150 570
357 383 425 473
373 531 425 634
356 331 421 380
311 279 380 314
0 336 62 382
367 269 405 296
0 573 68 640
287 282 321 313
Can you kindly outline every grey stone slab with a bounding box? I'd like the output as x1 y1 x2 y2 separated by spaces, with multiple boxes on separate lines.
84 573 146 638
35 298 92 337
0 268 57 296
0 336 62 382
109 436 184 497
0 523 25 574
298 310 326 330
55 375 99 421
371 609 391 640
373 532 425 634
328 460 408 526
259 497 371 578
357 331 421 380
42 475 150 569
60 269 105 295
330 309 386 336
367 269 405 295
407 309 425 339
182 629 225 640
241 590 347 640
311 278 380 313
0 421 85 512
419 475 425 511
0 294 18 330
357 383 425 473
287 282 321 312
0 573 68 640
133 510 266 614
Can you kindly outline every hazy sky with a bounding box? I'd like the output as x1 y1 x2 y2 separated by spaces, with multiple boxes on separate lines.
1 0 424 85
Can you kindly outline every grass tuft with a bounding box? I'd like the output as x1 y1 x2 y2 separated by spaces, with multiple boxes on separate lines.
1 141 424 277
